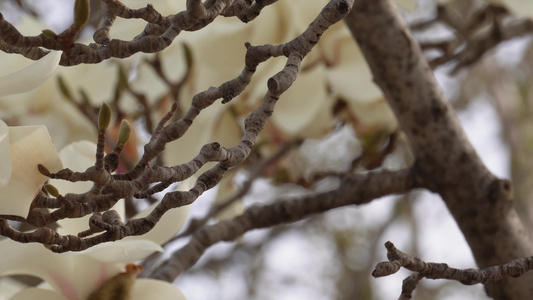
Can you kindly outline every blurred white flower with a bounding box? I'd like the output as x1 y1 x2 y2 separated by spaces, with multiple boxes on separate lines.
1 238 165 300
0 121 63 217
486 0 533 18
0 50 63 217
2 140 190 300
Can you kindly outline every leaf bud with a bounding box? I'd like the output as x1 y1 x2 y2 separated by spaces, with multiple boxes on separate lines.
74 0 90 28
98 102 112 131
182 43 194 70
42 29 57 38
57 75 73 100
44 184 60 197
117 119 131 145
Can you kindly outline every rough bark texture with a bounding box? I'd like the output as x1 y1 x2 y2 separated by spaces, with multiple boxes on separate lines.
344 0 533 298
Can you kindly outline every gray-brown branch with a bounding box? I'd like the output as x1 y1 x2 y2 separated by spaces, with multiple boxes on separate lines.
345 0 533 298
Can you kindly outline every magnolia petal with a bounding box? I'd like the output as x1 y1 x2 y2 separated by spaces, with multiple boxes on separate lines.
11 287 68 300
163 102 222 166
78 240 164 263
272 64 334 138
0 239 80 299
0 238 123 300
57 61 118 107
213 169 243 220
500 0 533 18
325 33 383 103
484 0 533 18
0 51 62 98
394 0 417 11
211 106 244 149
0 125 62 217
126 177 194 245
132 279 188 300
0 120 12 188
0 276 28 299
125 200 191 245
185 19 248 81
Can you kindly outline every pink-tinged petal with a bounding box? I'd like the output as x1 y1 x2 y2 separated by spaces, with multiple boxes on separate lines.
131 279 188 300
0 51 62 98
11 287 68 300
0 120 11 187
0 125 62 217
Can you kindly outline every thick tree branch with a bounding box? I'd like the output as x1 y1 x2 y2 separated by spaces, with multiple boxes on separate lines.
345 0 533 298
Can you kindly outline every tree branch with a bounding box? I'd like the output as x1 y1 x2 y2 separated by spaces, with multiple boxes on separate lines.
345 0 533 298
0 0 356 254
374 241 533 300
150 167 420 282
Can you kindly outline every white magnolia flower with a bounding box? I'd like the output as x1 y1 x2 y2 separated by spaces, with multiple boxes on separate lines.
485 0 533 18
2 140 190 300
0 50 63 217
1 239 170 300
0 51 62 98
0 121 63 217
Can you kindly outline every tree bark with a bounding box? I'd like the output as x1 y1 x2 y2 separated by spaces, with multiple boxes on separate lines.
344 0 533 298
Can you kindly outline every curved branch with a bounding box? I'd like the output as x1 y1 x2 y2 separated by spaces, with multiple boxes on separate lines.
374 241 533 300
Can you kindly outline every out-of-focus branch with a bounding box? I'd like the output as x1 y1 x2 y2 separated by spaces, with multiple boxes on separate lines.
412 3 533 72
373 241 533 300
175 138 303 239
150 167 420 282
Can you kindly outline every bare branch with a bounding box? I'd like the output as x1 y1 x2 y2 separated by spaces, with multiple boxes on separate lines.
345 0 533 298
150 168 420 282
374 241 533 299
0 0 355 254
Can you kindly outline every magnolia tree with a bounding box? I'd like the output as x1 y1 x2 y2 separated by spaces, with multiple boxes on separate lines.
1 0 533 299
